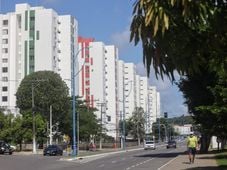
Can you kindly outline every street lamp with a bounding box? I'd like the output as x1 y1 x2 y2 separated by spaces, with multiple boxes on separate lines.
119 80 133 150
152 123 167 142
71 46 91 156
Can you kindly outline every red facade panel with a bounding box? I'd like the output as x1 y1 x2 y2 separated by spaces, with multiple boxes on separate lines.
81 66 84 96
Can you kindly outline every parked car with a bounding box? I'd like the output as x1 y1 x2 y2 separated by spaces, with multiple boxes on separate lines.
43 145 63 156
166 140 177 149
144 140 155 150
0 141 14 155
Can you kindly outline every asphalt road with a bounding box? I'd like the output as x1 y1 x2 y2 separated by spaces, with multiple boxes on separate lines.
0 142 187 170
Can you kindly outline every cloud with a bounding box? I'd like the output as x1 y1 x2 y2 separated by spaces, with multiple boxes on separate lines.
136 62 171 90
110 26 131 51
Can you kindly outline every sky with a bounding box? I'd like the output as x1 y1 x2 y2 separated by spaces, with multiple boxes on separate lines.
0 0 188 117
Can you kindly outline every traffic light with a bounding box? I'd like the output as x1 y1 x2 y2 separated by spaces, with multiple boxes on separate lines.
164 112 168 118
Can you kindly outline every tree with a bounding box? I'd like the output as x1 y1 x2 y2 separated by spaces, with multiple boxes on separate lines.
128 107 145 145
177 68 219 152
16 71 71 137
76 99 101 142
0 108 46 150
130 0 227 79
130 0 227 152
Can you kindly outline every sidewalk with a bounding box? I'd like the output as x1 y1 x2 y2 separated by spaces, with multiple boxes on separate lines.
160 152 219 170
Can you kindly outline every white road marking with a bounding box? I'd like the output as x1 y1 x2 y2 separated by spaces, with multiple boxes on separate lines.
125 158 154 170
98 164 105 167
157 156 179 170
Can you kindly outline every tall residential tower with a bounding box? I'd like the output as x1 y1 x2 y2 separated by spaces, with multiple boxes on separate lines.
0 3 78 113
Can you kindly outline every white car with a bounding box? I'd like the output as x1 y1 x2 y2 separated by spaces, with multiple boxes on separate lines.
144 140 155 150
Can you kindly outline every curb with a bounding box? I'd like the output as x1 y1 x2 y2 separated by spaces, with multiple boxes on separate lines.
60 147 143 161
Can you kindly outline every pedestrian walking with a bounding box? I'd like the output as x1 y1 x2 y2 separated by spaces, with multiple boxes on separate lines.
187 132 198 164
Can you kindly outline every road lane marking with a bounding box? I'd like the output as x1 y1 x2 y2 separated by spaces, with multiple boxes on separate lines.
98 164 105 167
125 158 154 170
157 155 179 170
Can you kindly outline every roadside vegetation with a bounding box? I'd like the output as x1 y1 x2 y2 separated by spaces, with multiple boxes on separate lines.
216 149 227 169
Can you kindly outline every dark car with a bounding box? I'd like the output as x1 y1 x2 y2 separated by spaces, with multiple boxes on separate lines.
43 145 63 156
0 141 14 155
166 140 177 149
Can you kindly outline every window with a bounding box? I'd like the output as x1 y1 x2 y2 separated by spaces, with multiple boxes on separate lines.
2 29 8 35
2 87 8 92
2 96 8 102
107 116 111 122
2 58 8 63
2 77 8 81
2 39 8 44
2 48 8 53
36 30 40 40
3 20 8 26
2 67 8 73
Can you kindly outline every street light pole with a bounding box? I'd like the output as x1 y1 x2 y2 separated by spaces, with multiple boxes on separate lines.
122 78 126 150
158 116 161 143
49 105 53 145
71 46 92 156
71 46 77 156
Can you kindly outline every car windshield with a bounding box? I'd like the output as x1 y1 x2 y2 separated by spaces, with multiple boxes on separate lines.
168 141 176 144
146 141 154 144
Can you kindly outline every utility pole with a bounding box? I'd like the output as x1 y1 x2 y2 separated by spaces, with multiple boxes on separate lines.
97 102 105 150
31 79 48 154
32 83 36 154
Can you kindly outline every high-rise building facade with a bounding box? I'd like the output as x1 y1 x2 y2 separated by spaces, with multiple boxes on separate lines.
104 45 119 139
0 3 78 114
78 37 119 139
124 63 137 119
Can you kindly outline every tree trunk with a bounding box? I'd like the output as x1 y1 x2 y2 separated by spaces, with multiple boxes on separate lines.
19 142 22 151
221 138 226 150
199 133 211 153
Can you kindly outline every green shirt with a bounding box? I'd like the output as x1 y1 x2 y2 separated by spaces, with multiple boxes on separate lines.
187 135 198 148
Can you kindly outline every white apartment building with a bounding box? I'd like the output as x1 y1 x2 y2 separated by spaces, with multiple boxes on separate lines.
148 86 159 125
156 92 161 119
124 63 137 119
78 37 119 139
104 45 119 139
117 60 125 139
139 77 149 112
0 3 78 114
135 75 141 108
140 77 150 133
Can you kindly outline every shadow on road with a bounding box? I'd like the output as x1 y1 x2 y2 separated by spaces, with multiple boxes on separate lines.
186 167 226 170
134 151 185 158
